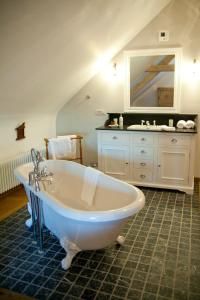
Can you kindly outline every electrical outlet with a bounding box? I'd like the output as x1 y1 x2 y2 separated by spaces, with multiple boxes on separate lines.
159 30 169 42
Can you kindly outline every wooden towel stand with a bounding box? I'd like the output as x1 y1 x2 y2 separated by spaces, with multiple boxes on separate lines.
44 135 83 164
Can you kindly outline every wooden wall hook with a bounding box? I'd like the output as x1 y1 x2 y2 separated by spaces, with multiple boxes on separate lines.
15 122 25 140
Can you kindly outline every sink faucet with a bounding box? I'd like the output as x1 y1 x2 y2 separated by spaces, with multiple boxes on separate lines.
141 120 145 126
29 148 53 192
146 121 150 126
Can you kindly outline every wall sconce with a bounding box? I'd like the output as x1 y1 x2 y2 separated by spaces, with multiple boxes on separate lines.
113 62 117 76
101 61 123 83
191 58 200 78
182 57 200 82
192 58 197 75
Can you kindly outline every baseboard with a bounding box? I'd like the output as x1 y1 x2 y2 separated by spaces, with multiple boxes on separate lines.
0 184 23 199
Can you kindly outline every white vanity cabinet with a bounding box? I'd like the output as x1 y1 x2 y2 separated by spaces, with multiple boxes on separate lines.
97 132 130 181
97 130 196 194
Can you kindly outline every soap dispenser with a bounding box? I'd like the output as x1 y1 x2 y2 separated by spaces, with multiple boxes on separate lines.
119 114 123 128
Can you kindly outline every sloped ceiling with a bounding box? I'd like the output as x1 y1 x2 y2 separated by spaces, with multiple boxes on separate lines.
0 0 171 114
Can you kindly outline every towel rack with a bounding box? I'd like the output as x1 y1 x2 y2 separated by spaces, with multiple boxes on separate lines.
44 135 83 164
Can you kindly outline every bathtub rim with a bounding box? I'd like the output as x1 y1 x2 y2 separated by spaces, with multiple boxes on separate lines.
14 162 145 222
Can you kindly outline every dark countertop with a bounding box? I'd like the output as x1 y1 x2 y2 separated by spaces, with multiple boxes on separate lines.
96 126 197 134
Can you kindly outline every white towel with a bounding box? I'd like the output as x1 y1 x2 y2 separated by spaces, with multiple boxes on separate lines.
57 135 77 159
48 137 73 159
185 120 195 129
160 125 175 131
81 167 101 206
177 120 186 129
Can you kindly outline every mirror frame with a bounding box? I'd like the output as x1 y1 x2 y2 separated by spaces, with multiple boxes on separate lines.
124 48 182 113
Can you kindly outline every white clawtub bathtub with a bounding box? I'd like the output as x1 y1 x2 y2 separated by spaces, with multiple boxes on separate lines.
15 160 145 269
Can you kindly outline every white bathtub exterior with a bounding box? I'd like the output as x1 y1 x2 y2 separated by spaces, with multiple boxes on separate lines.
15 160 145 269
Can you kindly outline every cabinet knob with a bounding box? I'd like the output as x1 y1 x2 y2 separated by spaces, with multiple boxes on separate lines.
141 138 145 141
140 162 146 166
171 138 177 143
125 162 129 165
112 136 118 140
141 150 145 154
140 174 146 179
158 164 161 167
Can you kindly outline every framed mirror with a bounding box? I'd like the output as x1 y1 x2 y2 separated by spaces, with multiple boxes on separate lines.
124 48 182 113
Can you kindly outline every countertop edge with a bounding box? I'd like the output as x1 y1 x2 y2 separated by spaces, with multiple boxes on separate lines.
95 126 197 134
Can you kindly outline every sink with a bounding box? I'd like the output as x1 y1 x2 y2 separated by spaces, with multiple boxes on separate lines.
146 125 163 131
127 125 175 131
127 125 162 131
127 125 144 130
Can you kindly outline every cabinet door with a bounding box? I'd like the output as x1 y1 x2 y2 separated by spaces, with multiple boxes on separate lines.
157 147 189 185
101 145 130 180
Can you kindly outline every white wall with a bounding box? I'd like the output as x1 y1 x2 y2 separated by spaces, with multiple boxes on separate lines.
0 0 170 115
57 0 200 176
0 0 170 162
0 114 56 161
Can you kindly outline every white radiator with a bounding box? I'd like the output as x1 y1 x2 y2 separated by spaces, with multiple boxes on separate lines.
0 149 45 194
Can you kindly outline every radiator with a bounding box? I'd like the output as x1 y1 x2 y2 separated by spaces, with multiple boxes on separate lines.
0 149 45 194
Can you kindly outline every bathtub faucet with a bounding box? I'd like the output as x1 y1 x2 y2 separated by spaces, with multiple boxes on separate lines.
29 148 53 191
29 171 41 192
31 148 44 174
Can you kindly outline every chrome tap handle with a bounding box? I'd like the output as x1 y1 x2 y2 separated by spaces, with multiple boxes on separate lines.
31 148 38 169
34 173 40 192
141 120 145 126
36 151 44 164
30 148 53 192
41 165 53 177
31 148 44 170
29 171 35 186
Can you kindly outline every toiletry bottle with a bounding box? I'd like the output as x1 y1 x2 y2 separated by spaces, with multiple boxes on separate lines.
119 114 123 128
169 119 174 127
113 118 118 125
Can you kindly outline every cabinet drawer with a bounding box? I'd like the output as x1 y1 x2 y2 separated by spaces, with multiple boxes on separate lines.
158 135 191 146
135 159 153 169
134 169 153 182
134 147 154 159
134 134 154 145
99 132 129 145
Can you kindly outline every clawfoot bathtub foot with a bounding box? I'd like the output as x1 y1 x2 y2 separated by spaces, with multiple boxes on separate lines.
25 203 33 228
116 235 125 245
25 218 33 228
60 238 81 270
